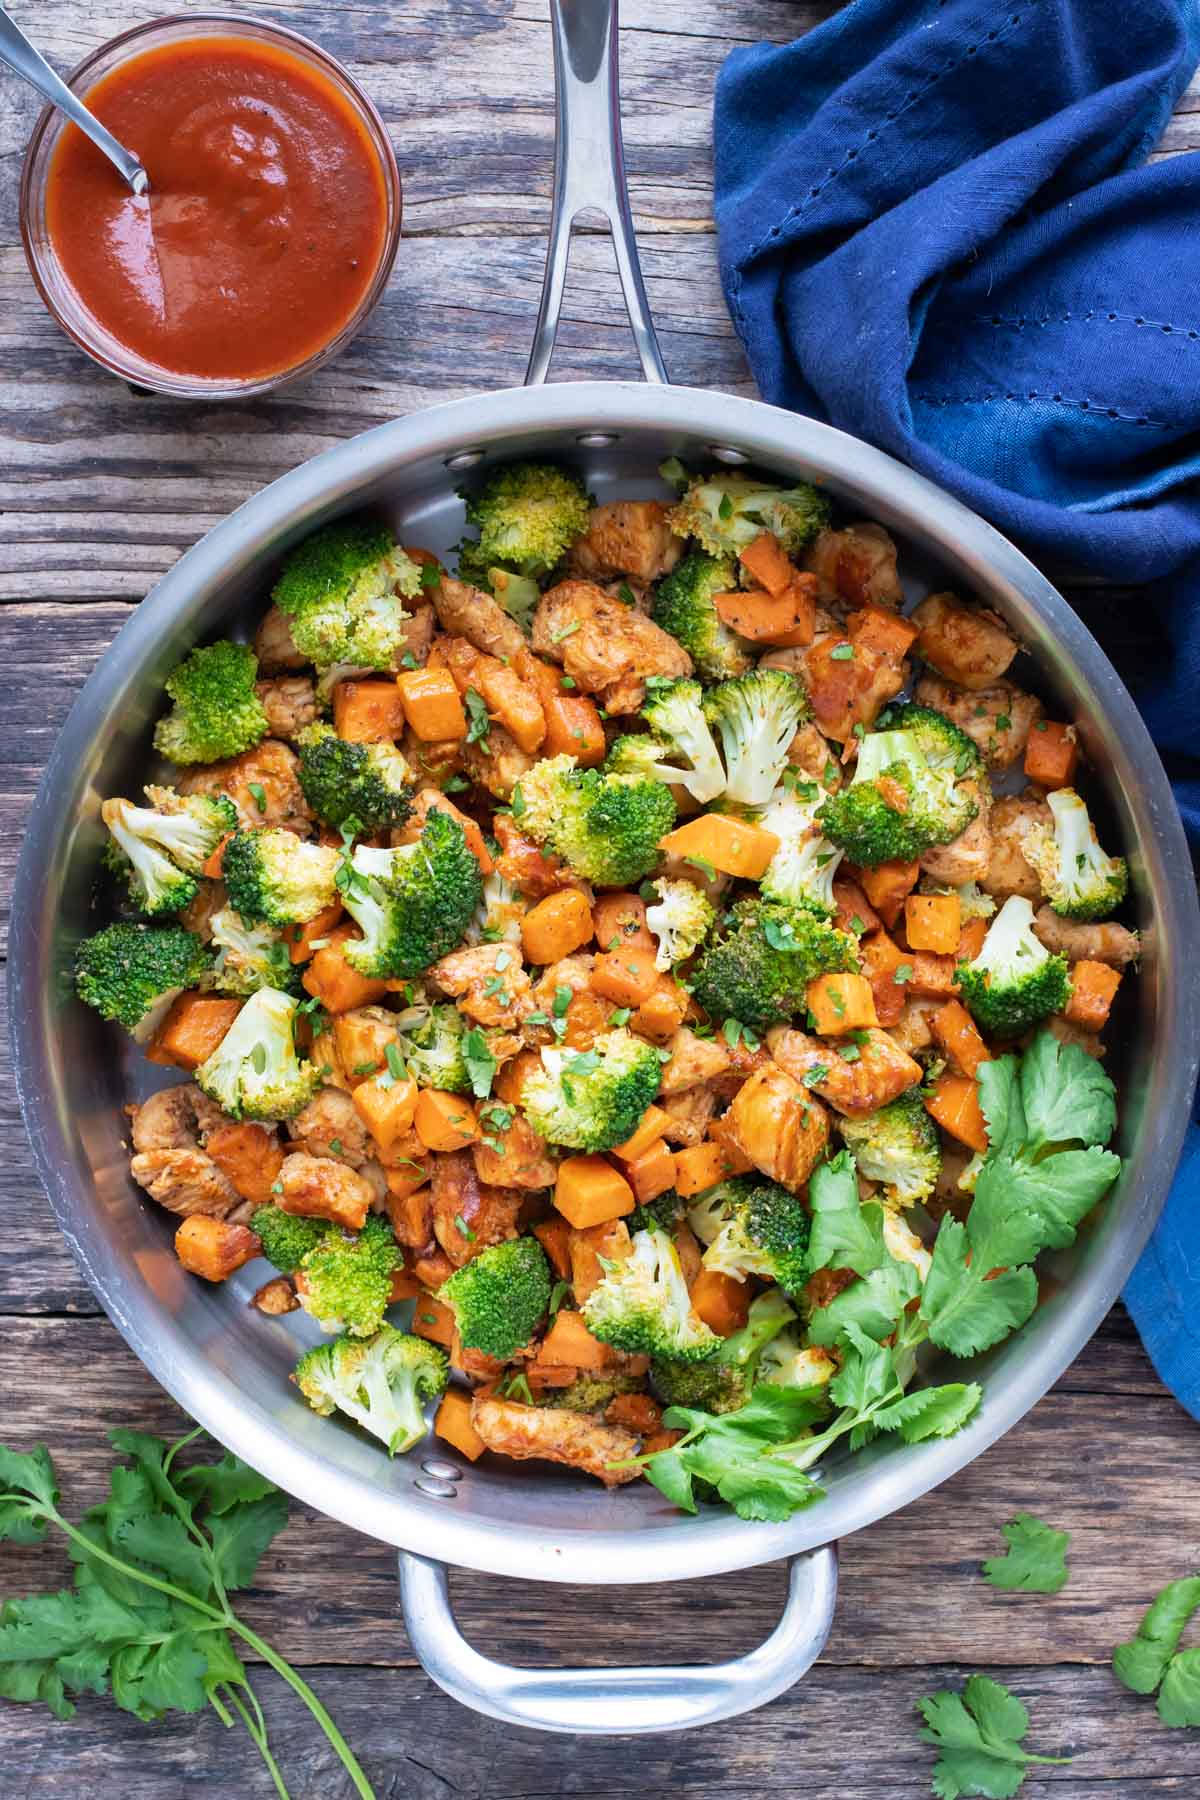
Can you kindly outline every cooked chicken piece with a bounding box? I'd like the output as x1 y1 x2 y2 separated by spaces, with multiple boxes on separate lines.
654 850 731 910
659 1086 718 1146
983 795 1051 901
253 1276 299 1315
472 1113 557 1190
309 1028 350 1092
462 720 535 801
431 575 529 666
804 523 903 610
392 602 437 669
914 673 1043 770
130 1082 227 1154
205 1121 285 1207
803 633 906 743
832 875 878 936
276 1152 373 1230
709 1040 771 1102
494 813 575 899
332 1007 403 1084
439 635 547 756
387 1185 433 1252
726 1062 830 1193
254 676 318 743
431 1150 522 1268
912 593 1019 690
787 721 841 785
568 1218 633 1303
470 1395 642 1487
919 784 992 885
178 740 312 836
659 1026 731 1097
533 952 594 1000
254 605 307 672
603 578 653 614
528 960 610 1051
803 1266 858 1314
532 579 692 714
359 1159 389 1211
401 727 464 791
887 999 941 1057
1045 1016 1107 1060
131 1147 241 1218
768 1027 923 1117
178 879 228 943
566 501 682 586
175 1215 261 1283
1033 907 1139 969
287 1088 371 1167
431 943 535 1030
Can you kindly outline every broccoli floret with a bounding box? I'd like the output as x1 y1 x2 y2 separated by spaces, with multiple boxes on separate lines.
920 878 996 921
295 724 414 832
955 895 1071 1036
668 472 831 558
223 829 341 928
757 1327 837 1394
458 462 591 581
522 1030 662 1152
339 808 483 979
100 798 200 916
627 1188 687 1237
816 706 982 865
75 921 211 1042
205 907 299 996
1021 788 1129 921
690 897 858 1030
271 519 421 672
194 986 321 1121
583 1225 719 1362
688 1177 811 1291
640 678 727 802
704 669 811 807
441 1236 552 1360
153 641 269 767
294 1215 401 1338
651 1288 796 1415
294 1326 449 1455
251 1204 328 1273
645 877 716 971
542 1371 644 1415
651 552 753 680
394 1001 473 1093
836 1089 941 1205
757 781 846 917
514 754 676 889
464 869 527 947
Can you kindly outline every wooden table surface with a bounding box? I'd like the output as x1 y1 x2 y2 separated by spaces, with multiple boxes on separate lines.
1 1 1198 1793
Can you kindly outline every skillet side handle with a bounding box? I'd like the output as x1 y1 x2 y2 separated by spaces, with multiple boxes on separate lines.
397 1546 837 1736
526 0 668 388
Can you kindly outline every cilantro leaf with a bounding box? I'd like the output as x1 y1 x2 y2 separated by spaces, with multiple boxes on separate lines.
917 1673 1071 1798
1018 1029 1118 1150
111 1630 212 1720
0 1444 58 1544
462 1026 498 1099
874 1382 982 1444
177 1452 277 1517
1113 1575 1200 1695
113 1513 213 1598
976 1056 1025 1157
920 1218 1038 1357
806 1254 920 1347
807 1154 886 1277
646 1386 830 1522
981 1513 1070 1594
1158 1649 1200 1728
206 1492 290 1591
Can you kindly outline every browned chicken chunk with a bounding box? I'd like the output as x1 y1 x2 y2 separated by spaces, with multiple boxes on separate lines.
252 1276 299 1315
658 1026 731 1097
254 605 307 672
470 1395 642 1487
768 1027 922 1117
431 943 535 1030
276 1152 373 1230
983 795 1052 901
659 1087 718 1146
178 739 312 835
131 1147 241 1219
802 632 907 743
472 1113 557 1190
919 784 992 886
392 602 437 670
804 523 903 609
915 673 1043 770
912 593 1019 690
566 501 682 585
287 1088 372 1166
254 676 318 743
1032 907 1140 968
726 1062 831 1191
462 720 536 801
431 575 528 666
431 1150 522 1267
532 579 692 714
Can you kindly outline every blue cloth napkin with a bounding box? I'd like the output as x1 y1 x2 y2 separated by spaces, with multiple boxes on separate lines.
712 0 1200 1414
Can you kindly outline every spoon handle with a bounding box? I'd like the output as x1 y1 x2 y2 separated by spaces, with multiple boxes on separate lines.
0 5 147 193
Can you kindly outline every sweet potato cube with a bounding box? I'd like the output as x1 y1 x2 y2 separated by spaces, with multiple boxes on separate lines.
174 1216 261 1283
285 903 345 965
858 929 907 1028
930 1000 991 1079
532 1216 572 1281
352 1073 418 1157
333 678 407 743
673 1141 728 1198
205 1122 285 1207
397 667 468 741
554 1156 635 1229
592 893 654 955
689 1269 751 1338
302 925 390 1013
630 976 689 1044
435 1389 486 1462
146 993 241 1071
853 858 921 928
521 889 593 966
713 587 799 642
625 1139 676 1205
737 529 795 597
539 1309 615 1371
901 952 958 1001
924 1072 989 1154
414 1294 457 1349
590 945 660 1008
956 916 989 962
414 1089 478 1152
848 603 919 661
612 1104 671 1164
806 972 878 1035
1064 960 1122 1031
706 1112 755 1176
1024 719 1079 789
905 894 961 955
658 814 780 881
542 691 606 765
568 1218 632 1302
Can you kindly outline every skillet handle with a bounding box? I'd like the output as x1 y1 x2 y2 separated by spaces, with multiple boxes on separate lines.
397 1546 837 1735
525 0 668 387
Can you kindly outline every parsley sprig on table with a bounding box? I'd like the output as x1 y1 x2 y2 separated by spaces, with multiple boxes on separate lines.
0 1432 374 1799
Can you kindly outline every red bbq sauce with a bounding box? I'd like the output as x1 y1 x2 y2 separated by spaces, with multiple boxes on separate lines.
45 36 392 381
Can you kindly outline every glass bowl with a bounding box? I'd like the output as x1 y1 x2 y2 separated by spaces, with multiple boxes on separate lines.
19 13 402 399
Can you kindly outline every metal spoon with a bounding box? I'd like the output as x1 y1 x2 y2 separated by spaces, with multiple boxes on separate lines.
0 5 148 194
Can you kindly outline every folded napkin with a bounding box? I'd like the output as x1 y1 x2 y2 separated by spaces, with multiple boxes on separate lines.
713 0 1200 1412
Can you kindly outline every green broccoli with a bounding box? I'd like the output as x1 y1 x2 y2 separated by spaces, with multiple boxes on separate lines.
153 641 269 766
582 1225 719 1362
75 922 211 1042
295 723 414 832
100 799 199 917
223 829 341 928
457 461 591 581
513 754 676 889
687 1177 811 1291
294 1326 449 1454
651 551 753 680
205 907 299 997
836 1089 941 1205
668 471 831 558
440 1236 552 1360
640 678 727 803
542 1371 645 1415
955 895 1071 1036
294 1215 402 1339
757 1327 837 1394
394 1001 473 1093
651 1288 797 1415
194 986 321 1121
1021 788 1129 921
627 1188 686 1237
338 808 483 979
757 780 846 917
644 877 716 971
271 518 422 672
704 669 811 807
466 869 527 947
816 703 982 865
521 1030 662 1152
920 878 996 921
690 896 858 1030
251 1205 328 1273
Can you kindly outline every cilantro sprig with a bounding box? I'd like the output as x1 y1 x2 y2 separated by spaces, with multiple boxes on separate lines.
0 1434 373 1798
917 1673 1071 1797
982 1513 1070 1594
1114 1575 1200 1726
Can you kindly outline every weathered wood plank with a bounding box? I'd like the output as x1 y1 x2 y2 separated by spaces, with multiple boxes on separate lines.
0 1317 1195 1671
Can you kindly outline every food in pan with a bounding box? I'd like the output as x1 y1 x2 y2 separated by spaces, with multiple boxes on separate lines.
76 461 1132 1521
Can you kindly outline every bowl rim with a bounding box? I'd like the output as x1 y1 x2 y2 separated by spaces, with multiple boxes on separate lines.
12 379 1200 1582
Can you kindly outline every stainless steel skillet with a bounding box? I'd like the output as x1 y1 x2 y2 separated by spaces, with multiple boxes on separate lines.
10 0 1200 1738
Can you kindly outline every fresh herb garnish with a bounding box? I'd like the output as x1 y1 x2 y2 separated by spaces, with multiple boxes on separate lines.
917 1674 1071 1796
247 781 267 814
462 1027 497 1099
982 1513 1070 1594
464 687 491 749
